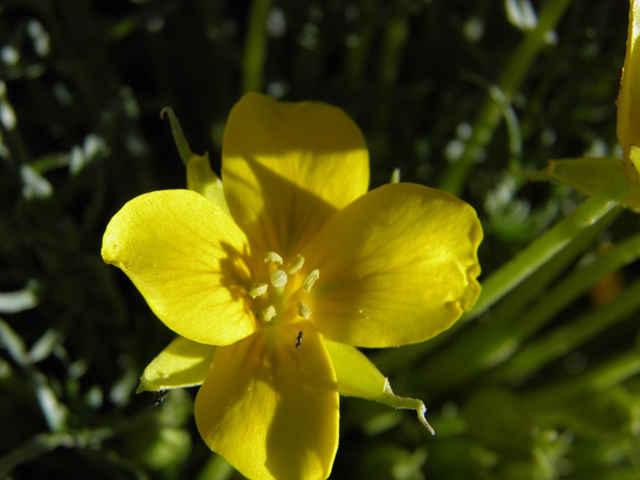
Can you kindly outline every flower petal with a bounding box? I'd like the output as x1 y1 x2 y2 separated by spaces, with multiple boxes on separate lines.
618 0 640 169
102 189 255 346
136 336 216 393
304 183 482 348
222 92 369 259
194 323 339 480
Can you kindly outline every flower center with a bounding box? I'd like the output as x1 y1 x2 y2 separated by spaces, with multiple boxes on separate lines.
248 251 319 326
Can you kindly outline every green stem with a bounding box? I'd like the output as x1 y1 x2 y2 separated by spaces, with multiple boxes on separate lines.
491 276 640 384
242 0 271 93
415 217 640 392
478 207 621 332
523 350 640 409
437 0 574 195
0 433 74 477
0 427 113 478
467 181 627 322
344 0 378 89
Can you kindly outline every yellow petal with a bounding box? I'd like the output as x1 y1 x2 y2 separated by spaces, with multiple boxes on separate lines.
618 0 640 171
187 153 231 215
323 340 385 398
546 156 640 208
304 183 482 348
222 92 369 259
102 189 255 346
194 323 339 480
137 336 216 393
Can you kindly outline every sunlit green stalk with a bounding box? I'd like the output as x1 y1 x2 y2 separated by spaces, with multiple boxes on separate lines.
242 0 271 93
437 0 574 195
499 229 640 340
467 180 628 322
491 277 640 384
478 207 621 330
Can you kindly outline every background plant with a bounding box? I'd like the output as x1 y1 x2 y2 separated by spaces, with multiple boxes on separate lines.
1 1 639 479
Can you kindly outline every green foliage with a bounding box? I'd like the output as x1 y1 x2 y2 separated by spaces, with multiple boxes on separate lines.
1 0 639 478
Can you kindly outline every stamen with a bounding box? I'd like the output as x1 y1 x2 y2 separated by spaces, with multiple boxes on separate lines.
262 305 278 322
287 254 305 275
297 302 312 319
262 305 277 322
270 269 288 288
262 252 283 265
249 283 268 298
303 269 320 293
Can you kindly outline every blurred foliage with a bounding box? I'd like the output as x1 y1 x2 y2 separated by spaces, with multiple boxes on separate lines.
1 0 640 479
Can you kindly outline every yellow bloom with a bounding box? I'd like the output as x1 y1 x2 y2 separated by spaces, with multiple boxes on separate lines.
546 0 640 206
102 93 482 480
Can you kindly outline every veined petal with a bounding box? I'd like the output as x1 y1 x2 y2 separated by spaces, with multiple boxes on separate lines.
137 336 215 393
618 0 640 177
222 92 369 259
195 323 339 480
102 189 255 346
304 183 482 348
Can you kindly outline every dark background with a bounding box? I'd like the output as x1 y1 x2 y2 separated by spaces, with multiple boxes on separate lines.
1 1 639 479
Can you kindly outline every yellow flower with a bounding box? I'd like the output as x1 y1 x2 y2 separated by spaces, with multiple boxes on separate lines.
546 0 640 206
102 93 482 480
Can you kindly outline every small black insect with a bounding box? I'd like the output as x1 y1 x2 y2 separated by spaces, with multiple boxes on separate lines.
151 389 169 408
296 330 303 349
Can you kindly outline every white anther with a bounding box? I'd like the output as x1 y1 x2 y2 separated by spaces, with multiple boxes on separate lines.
287 254 305 275
249 283 268 298
262 252 283 265
262 305 277 322
302 269 320 293
270 269 288 288
297 302 312 320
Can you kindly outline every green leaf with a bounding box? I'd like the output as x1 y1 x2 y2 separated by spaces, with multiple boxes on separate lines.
160 107 193 166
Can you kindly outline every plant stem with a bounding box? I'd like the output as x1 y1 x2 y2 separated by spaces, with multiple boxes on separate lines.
242 0 271 93
490 276 640 384
437 0 574 195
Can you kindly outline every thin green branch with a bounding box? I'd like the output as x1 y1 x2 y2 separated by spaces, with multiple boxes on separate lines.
490 277 640 384
437 0 574 195
242 0 272 93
